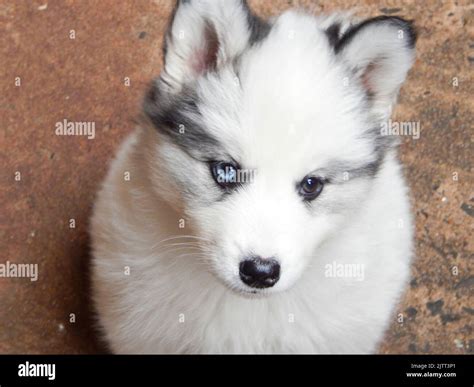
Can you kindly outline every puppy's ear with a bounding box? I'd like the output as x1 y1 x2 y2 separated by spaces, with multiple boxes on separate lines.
161 0 268 93
334 16 417 115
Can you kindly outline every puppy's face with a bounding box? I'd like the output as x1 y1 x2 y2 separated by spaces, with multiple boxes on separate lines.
144 1 416 295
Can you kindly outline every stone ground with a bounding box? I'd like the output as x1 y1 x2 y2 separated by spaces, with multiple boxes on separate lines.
1 0 472 353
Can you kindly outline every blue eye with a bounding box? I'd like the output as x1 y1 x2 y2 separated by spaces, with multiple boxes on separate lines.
298 176 324 201
211 161 239 188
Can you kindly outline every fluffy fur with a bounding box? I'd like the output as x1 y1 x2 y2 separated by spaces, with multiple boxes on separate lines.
91 0 417 353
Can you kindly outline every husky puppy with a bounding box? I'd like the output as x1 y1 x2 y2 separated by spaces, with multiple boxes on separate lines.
91 0 417 353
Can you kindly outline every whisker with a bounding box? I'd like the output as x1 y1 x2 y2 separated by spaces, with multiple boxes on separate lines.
150 235 213 250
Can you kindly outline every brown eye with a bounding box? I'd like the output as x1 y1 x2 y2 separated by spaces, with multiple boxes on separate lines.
299 176 324 201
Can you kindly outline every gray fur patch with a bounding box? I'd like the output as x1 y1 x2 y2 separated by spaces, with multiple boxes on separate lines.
311 155 385 184
143 80 222 161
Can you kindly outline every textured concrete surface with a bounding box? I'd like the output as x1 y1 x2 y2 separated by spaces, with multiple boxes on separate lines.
1 0 472 353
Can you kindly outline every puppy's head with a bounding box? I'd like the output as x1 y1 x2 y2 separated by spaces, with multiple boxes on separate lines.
143 0 416 295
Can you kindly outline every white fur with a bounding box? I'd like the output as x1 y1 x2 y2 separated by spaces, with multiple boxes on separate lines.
91 1 415 353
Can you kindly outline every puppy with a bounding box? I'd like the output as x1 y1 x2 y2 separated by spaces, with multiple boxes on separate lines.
91 0 417 353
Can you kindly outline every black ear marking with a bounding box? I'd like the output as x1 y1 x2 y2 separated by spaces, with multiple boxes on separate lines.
325 23 341 50
332 16 417 54
240 0 271 45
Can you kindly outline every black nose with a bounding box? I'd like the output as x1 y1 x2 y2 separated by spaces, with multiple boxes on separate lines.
239 257 280 288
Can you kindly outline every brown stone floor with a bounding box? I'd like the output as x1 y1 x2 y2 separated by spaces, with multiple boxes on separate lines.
1 0 472 354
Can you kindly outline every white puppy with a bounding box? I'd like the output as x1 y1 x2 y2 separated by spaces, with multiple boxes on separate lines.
91 0 417 353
